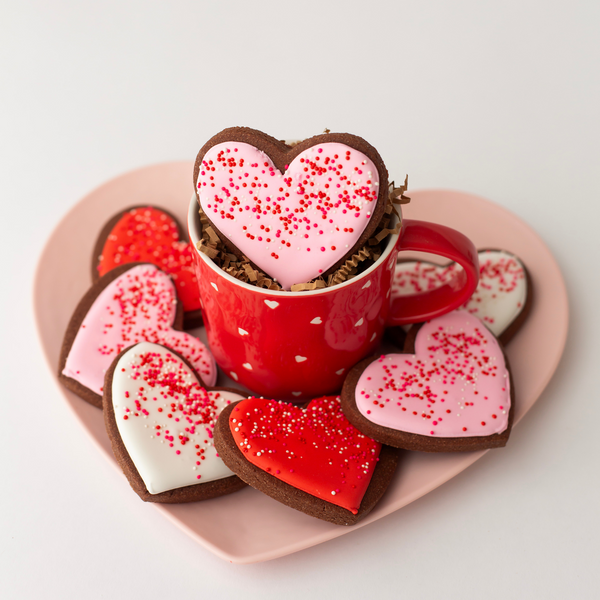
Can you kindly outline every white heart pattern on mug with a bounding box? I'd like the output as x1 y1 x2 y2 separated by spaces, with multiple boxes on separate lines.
197 141 380 289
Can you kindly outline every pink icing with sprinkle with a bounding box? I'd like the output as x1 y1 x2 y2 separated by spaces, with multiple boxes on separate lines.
197 142 379 289
62 265 217 394
355 311 511 438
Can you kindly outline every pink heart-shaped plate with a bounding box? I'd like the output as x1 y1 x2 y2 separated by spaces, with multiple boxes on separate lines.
34 163 568 563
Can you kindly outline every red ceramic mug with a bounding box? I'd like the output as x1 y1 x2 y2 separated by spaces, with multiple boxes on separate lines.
188 197 479 400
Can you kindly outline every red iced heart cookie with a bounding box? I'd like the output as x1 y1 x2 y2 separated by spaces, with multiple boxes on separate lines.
93 206 202 328
194 128 389 290
59 263 217 408
104 342 247 503
342 311 514 452
214 395 399 525
389 249 531 345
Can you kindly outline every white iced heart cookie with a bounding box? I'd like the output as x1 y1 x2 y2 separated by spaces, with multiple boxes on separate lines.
391 249 530 344
104 342 247 503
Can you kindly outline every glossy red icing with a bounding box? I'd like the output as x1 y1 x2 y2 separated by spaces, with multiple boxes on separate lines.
229 396 381 514
98 207 200 312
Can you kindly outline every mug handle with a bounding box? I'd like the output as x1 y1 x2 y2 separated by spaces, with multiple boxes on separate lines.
386 219 479 326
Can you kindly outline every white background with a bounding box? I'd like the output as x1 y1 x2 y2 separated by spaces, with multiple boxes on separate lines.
2 1 599 598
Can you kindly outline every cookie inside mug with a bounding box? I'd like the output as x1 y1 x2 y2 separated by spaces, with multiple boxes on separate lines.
194 128 407 291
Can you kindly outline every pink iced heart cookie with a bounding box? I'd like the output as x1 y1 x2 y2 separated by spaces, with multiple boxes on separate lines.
390 249 531 344
104 342 247 502
194 128 389 290
342 311 514 452
59 263 217 408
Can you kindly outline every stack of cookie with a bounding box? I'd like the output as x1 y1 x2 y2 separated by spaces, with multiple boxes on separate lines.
58 128 531 526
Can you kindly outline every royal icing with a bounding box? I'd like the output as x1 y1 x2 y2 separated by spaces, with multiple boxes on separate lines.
197 142 380 289
392 250 527 336
356 311 511 438
97 207 200 312
62 265 216 394
112 342 241 494
229 396 381 514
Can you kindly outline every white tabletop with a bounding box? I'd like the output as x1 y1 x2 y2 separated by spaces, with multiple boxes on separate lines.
2 1 599 598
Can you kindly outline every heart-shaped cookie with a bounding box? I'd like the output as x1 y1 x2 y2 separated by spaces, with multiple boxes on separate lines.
104 342 246 502
194 127 389 290
214 395 399 525
93 206 202 328
59 263 217 408
389 249 531 344
342 311 514 452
